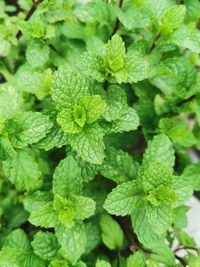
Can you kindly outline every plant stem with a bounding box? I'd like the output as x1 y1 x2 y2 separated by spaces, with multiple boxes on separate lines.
117 250 120 267
176 95 195 106
111 0 123 37
174 246 198 253
175 255 187 267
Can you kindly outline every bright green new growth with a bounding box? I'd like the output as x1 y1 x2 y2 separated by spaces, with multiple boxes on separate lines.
0 0 200 266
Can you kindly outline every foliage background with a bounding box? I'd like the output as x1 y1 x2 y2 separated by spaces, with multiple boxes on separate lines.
0 0 200 266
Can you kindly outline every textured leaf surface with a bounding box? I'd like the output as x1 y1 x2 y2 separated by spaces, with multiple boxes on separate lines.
104 34 125 72
103 85 127 122
29 202 57 228
110 107 140 133
6 112 53 148
56 223 86 265
131 208 164 248
160 5 185 35
0 248 45 267
79 95 106 124
57 108 82 134
52 68 90 109
69 123 105 164
104 181 143 216
73 196 96 220
142 162 173 192
3 149 42 191
142 134 175 169
127 251 146 267
31 231 58 261
100 146 138 184
145 204 173 235
4 229 31 251
35 125 68 151
26 40 50 68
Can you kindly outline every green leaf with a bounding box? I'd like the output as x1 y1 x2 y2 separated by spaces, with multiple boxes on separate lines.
172 175 193 204
122 53 149 83
104 181 143 216
158 25 200 53
104 34 125 72
145 204 173 235
49 259 69 267
31 231 58 261
72 195 96 221
181 163 200 191
35 125 68 151
110 107 140 133
146 186 177 207
150 244 175 266
4 229 31 251
151 57 196 99
185 0 200 23
173 205 189 229
0 135 16 161
127 251 146 267
3 149 42 191
54 195 76 229
0 248 45 267
142 162 173 192
159 118 196 147
6 112 53 148
68 123 105 164
73 104 87 127
141 134 175 169
56 223 86 265
131 208 164 248
96 259 111 267
79 95 107 124
84 222 101 255
53 155 82 198
103 85 127 122
57 108 83 134
0 114 5 133
52 68 90 109
29 202 57 228
160 5 186 35
14 66 42 94
100 213 124 250
77 157 100 183
0 85 23 119
78 52 105 82
26 40 50 68
100 146 138 184
23 190 53 213
175 230 196 247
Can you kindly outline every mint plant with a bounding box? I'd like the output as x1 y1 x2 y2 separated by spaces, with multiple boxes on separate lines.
0 0 200 266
